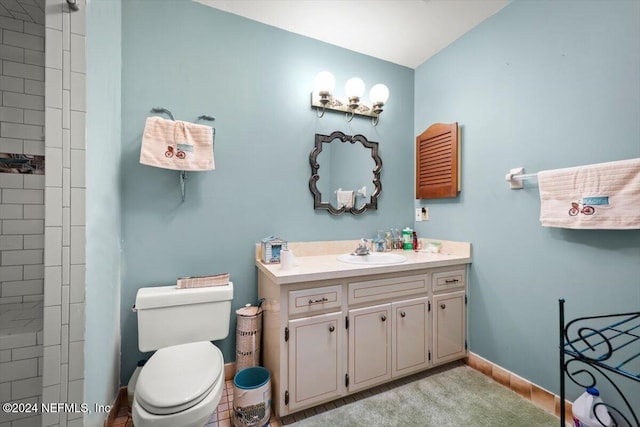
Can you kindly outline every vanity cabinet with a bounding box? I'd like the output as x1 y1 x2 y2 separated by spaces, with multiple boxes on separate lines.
258 261 469 418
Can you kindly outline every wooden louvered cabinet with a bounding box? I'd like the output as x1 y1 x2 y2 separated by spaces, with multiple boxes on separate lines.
416 122 460 199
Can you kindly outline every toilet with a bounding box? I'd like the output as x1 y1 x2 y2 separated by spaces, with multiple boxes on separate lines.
131 283 233 427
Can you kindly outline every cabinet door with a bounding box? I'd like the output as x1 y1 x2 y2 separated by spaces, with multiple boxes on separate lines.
392 297 429 377
432 291 466 365
288 313 343 412
348 304 392 393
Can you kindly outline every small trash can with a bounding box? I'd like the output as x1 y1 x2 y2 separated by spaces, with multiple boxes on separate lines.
232 366 271 427
235 304 263 373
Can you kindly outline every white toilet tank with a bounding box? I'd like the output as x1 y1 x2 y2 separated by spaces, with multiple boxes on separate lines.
134 283 233 352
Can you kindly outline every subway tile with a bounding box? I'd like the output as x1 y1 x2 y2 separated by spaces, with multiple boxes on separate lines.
62 207 69 246
12 345 43 361
43 306 61 347
69 111 84 149
0 234 23 250
69 264 84 303
0 16 24 32
61 285 69 324
0 173 24 188
62 90 70 130
0 105 24 123
68 340 83 381
0 333 36 351
22 139 44 156
0 296 23 304
45 28 62 69
25 79 45 97
43 266 61 306
24 48 45 67
69 72 85 112
1 279 43 297
22 294 43 303
69 34 85 73
62 129 70 168
0 137 23 153
2 30 44 52
67 379 84 407
1 219 44 235
42 344 60 386
60 325 68 365
0 203 23 219
44 187 62 227
0 265 23 281
2 189 42 204
62 247 69 285
69 4 85 35
45 0 63 30
23 264 43 280
44 226 62 266
70 150 84 188
23 234 43 249
23 174 44 189
62 50 70 91
0 349 11 361
60 362 68 402
61 4 70 48
23 204 44 219
62 168 70 206
0 358 37 382
69 226 84 264
24 109 45 125
11 376 42 400
45 107 62 148
41 385 61 426
0 74 24 93
44 68 62 108
68 302 84 342
44 147 62 187
2 91 44 111
24 21 45 37
0 379 9 403
1 122 44 141
2 60 44 81
69 188 84 225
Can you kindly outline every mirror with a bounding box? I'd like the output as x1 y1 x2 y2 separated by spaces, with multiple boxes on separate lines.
309 131 382 215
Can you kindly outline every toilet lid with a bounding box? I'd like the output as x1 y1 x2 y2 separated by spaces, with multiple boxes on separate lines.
136 341 223 415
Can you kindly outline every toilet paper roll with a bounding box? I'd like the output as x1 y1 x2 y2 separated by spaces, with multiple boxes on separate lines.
280 249 297 270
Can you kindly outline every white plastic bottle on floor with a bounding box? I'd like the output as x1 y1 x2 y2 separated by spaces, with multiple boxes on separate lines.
572 387 612 427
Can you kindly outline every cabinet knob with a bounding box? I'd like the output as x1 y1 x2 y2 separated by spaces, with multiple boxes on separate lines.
440 303 446 309
381 315 387 322
329 325 335 332
400 311 406 318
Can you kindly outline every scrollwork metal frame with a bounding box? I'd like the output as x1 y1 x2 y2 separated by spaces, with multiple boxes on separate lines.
559 299 640 427
309 131 382 215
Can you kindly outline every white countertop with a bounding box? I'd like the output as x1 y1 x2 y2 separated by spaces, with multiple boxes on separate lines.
255 239 471 285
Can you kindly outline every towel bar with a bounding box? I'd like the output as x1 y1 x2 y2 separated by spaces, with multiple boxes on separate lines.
505 167 538 189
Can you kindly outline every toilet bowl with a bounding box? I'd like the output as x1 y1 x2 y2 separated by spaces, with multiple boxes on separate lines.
131 283 233 427
132 341 224 427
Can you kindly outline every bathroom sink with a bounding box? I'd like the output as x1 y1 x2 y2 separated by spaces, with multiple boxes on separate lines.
337 252 408 265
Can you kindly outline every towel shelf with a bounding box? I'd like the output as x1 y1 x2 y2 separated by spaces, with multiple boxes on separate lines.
147 107 216 202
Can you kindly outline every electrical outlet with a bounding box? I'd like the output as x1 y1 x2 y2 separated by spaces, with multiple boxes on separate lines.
421 207 429 221
415 208 422 222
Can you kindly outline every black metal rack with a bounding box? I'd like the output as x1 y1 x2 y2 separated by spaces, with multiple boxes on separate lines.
559 299 640 427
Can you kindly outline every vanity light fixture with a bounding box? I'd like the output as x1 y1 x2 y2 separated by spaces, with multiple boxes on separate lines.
311 71 389 126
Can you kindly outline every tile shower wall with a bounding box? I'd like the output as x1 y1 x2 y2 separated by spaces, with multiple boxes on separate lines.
0 13 45 304
41 1 86 426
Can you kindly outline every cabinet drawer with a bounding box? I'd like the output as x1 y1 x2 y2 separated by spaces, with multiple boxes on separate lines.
348 274 428 305
432 269 465 293
288 285 342 316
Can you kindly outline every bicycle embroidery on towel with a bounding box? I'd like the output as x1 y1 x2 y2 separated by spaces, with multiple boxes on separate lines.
568 200 595 216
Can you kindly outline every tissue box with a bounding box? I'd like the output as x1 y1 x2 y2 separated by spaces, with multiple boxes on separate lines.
261 236 287 264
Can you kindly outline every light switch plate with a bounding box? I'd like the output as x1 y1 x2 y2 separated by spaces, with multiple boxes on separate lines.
415 208 422 222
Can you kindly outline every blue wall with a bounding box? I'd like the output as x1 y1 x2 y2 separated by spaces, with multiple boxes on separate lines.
85 0 122 422
119 0 414 382
414 0 640 400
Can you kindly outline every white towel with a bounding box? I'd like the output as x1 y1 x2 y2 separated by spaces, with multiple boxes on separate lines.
140 116 215 171
336 190 354 209
538 158 640 229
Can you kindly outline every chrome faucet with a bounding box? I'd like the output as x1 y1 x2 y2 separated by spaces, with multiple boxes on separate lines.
352 239 370 256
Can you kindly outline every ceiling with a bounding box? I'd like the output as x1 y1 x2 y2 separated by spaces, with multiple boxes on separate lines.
195 0 509 69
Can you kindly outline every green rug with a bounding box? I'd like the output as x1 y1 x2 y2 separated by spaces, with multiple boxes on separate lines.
289 364 559 427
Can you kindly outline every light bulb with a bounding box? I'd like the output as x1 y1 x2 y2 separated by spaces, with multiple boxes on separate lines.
313 71 335 95
369 84 389 104
345 77 365 98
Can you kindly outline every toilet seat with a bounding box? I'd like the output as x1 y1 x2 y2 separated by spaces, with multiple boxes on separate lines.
135 341 223 415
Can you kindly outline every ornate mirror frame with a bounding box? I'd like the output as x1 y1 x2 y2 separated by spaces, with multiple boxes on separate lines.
309 131 382 215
